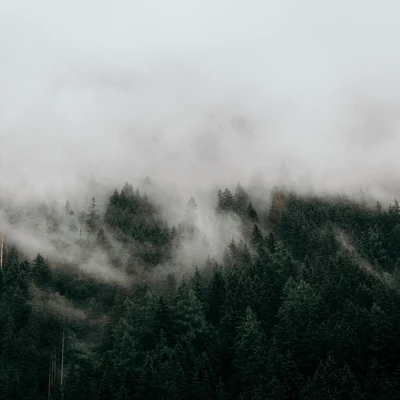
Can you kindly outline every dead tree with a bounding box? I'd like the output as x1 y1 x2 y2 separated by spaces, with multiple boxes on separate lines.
0 232 3 269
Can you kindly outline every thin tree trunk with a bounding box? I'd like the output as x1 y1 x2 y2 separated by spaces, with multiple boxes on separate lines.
60 329 65 387
48 360 51 400
0 232 3 269
51 349 54 386
53 346 57 386
79 229 83 280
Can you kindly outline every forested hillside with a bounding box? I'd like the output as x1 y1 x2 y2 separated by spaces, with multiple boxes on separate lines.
1 183 400 399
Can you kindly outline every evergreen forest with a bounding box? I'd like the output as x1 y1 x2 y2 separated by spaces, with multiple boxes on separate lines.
1 182 400 400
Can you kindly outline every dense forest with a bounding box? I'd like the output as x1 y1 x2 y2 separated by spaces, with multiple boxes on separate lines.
1 182 400 399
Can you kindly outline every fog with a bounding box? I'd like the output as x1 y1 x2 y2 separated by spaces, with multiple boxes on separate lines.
1 0 400 207
336 228 399 292
30 285 88 323
1 1 400 281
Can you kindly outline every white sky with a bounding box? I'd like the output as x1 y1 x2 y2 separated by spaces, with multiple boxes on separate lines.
1 0 400 204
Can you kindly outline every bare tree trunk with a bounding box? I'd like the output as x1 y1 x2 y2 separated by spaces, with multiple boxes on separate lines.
53 346 57 386
0 232 3 269
60 329 65 387
48 359 51 400
51 349 54 386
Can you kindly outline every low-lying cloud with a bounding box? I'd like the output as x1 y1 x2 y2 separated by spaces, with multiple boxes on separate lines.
1 1 400 275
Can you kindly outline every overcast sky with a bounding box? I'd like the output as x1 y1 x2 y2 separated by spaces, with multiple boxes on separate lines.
1 0 400 206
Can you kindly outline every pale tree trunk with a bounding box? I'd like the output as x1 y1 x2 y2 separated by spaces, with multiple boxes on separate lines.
60 329 65 387
48 360 51 400
52 346 57 386
48 346 57 400
79 230 82 279
51 348 54 386
0 232 3 269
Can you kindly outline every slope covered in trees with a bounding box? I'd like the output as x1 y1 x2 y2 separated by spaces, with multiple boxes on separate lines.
1 183 400 399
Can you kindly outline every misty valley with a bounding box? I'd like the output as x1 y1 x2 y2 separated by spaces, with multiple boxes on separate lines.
1 182 400 399
3 0 400 398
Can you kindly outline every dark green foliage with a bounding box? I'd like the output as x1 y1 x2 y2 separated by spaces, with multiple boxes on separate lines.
300 354 362 400
86 197 102 234
246 203 259 223
216 188 235 214
31 254 52 287
104 185 173 266
234 307 268 399
206 269 226 326
216 185 258 222
3 184 400 399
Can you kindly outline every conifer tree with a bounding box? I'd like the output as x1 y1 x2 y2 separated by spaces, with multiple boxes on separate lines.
234 307 267 399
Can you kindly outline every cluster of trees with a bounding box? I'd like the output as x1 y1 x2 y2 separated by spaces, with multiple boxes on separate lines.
216 185 259 223
1 183 400 399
